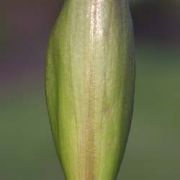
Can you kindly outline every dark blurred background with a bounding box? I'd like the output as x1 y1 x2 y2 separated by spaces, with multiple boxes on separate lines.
0 0 180 179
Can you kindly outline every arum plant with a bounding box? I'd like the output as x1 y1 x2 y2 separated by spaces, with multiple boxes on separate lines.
45 0 135 179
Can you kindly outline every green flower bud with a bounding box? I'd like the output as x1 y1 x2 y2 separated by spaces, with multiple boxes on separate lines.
45 0 135 179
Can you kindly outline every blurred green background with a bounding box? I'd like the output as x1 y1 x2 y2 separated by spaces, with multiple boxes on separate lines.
0 0 180 179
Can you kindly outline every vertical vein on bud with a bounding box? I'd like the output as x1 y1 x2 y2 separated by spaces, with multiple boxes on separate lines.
84 0 97 178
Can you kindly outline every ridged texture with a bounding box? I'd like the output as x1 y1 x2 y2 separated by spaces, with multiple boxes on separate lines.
45 0 135 179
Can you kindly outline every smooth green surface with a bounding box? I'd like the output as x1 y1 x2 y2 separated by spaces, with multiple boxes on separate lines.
46 0 135 179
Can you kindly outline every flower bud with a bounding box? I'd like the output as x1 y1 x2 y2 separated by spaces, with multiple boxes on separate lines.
46 0 135 179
